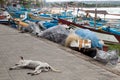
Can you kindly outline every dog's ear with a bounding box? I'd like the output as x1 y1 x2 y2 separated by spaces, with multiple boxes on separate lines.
20 56 24 60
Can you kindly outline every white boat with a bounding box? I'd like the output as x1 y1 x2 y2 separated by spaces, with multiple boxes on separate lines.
0 9 11 24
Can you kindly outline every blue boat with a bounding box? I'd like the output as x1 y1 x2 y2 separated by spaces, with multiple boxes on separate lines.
101 26 120 35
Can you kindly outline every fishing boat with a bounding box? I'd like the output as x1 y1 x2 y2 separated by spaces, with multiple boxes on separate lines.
0 8 11 24
0 15 9 24
28 13 53 21
78 9 120 35
58 18 120 44
6 4 29 21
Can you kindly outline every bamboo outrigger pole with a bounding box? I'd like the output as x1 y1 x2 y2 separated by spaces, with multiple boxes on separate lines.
94 0 97 28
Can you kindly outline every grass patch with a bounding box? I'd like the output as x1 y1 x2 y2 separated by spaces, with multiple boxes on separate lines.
108 44 120 50
107 44 120 55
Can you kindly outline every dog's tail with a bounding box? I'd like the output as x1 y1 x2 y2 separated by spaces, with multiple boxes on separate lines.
50 66 61 73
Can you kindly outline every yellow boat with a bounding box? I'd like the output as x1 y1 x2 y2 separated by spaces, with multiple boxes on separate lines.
28 13 53 21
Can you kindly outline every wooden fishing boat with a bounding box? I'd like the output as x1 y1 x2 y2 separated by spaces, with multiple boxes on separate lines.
0 9 11 24
28 13 53 21
0 15 9 24
58 18 120 44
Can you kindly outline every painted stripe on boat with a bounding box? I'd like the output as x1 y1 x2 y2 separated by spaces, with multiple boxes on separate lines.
94 32 119 43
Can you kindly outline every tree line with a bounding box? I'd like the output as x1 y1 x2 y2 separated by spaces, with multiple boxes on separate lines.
49 2 120 8
0 0 120 8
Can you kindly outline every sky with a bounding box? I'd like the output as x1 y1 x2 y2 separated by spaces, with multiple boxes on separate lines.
46 0 119 2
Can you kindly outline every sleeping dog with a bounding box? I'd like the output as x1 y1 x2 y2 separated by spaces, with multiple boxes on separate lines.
9 56 61 76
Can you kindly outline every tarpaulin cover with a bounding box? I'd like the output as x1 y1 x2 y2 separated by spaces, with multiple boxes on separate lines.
75 29 103 49
28 22 41 34
40 25 70 45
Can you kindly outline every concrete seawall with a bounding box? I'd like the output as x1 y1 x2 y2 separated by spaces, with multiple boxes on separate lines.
0 24 120 80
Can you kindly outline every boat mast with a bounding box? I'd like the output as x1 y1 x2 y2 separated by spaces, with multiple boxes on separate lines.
41 0 45 8
94 0 97 28
81 0 83 10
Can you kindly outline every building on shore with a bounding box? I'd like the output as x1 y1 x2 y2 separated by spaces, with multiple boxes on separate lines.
0 0 46 8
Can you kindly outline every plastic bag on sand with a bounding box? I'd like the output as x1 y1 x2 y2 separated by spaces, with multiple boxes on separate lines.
95 50 119 65
39 25 70 45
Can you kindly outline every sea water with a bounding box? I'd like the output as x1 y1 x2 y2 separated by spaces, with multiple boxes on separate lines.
79 7 120 19
83 7 120 14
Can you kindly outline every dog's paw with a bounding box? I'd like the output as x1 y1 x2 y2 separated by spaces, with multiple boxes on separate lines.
31 73 35 76
27 72 35 76
9 68 13 70
27 72 31 75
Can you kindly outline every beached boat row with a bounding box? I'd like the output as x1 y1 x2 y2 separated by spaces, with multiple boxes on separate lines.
0 4 120 44
59 19 120 44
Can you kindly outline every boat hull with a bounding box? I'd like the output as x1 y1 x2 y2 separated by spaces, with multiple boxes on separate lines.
28 13 53 21
58 19 120 44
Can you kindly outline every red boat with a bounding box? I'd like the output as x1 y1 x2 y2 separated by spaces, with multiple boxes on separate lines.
58 19 120 44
